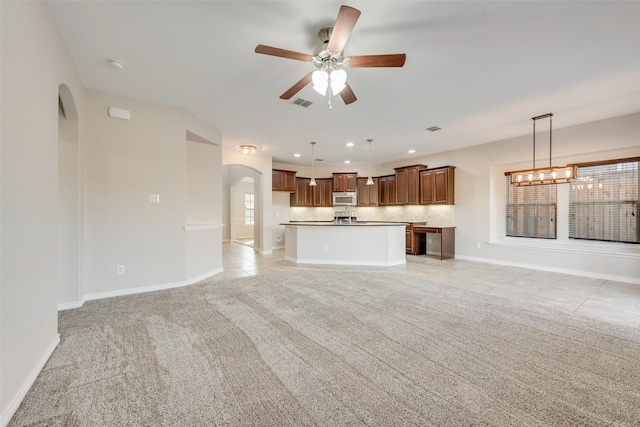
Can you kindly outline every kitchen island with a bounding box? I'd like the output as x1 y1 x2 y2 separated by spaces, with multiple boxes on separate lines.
282 222 407 266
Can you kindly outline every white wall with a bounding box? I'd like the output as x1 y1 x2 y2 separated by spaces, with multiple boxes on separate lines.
1 1 85 423
186 140 220 225
58 102 81 307
82 89 187 297
185 137 223 283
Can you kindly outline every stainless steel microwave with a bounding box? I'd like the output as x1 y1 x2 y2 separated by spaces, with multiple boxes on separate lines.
333 192 357 206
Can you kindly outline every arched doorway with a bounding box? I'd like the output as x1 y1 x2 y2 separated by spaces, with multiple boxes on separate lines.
58 84 81 308
222 164 263 252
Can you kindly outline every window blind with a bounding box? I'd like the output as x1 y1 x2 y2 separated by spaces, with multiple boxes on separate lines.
569 158 639 243
505 177 557 239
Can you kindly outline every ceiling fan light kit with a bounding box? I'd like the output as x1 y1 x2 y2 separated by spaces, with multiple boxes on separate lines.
255 5 406 110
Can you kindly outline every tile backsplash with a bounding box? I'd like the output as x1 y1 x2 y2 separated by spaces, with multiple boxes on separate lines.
289 205 455 227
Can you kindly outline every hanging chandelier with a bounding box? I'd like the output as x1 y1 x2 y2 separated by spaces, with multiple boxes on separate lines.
507 113 577 186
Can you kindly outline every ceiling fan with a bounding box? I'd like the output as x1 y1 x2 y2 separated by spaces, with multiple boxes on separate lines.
255 5 406 108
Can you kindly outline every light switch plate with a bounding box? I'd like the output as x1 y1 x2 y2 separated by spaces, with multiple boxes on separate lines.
149 194 160 203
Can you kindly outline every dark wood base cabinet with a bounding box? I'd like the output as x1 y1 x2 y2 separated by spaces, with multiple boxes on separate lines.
410 226 455 259
405 225 425 255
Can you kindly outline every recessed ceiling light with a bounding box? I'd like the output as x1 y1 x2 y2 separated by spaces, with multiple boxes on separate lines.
294 153 301 157
346 142 354 147
344 160 351 164
408 149 416 154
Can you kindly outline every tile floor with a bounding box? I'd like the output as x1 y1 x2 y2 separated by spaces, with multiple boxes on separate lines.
212 242 640 329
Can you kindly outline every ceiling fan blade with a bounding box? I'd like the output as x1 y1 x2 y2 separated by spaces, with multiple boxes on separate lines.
279 72 313 100
327 6 361 55
339 83 357 105
255 45 312 62
347 54 407 68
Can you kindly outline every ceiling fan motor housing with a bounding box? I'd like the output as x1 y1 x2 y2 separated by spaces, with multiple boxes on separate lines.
313 28 344 71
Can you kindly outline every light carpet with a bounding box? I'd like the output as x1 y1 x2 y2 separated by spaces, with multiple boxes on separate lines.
9 270 640 426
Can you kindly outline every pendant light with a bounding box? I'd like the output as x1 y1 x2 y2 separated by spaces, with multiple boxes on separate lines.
309 141 317 186
506 113 577 186
366 139 374 185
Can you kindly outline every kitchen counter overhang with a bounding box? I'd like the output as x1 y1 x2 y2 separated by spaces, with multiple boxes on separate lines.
281 222 406 266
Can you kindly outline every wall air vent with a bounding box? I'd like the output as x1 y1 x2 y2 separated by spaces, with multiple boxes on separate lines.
427 126 441 132
293 98 313 107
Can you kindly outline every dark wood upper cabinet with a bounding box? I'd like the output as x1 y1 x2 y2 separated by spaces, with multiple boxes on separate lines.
378 175 396 206
332 173 357 192
311 178 333 207
290 177 312 207
291 177 332 207
356 177 379 206
272 169 296 192
395 164 427 205
420 166 455 205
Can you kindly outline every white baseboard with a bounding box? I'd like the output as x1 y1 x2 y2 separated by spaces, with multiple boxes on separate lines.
59 269 224 310
1 334 60 427
456 254 640 285
58 300 84 311
186 268 223 285
84 269 224 302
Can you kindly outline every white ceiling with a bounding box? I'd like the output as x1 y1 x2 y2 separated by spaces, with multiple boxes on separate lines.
46 1 640 167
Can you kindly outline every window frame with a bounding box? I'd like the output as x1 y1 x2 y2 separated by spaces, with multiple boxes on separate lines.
244 193 254 225
568 157 639 244
504 177 558 240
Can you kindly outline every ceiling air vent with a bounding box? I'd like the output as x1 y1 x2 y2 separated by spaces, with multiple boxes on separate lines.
293 98 313 107
427 126 441 132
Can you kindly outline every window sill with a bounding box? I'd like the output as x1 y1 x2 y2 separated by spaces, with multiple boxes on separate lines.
489 236 640 259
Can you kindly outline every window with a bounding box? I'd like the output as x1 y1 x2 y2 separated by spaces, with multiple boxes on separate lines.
569 158 639 243
505 178 557 239
244 193 254 225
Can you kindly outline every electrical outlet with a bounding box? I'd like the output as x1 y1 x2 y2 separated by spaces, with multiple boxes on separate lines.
117 265 125 275
475 243 482 249
324 244 329 251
